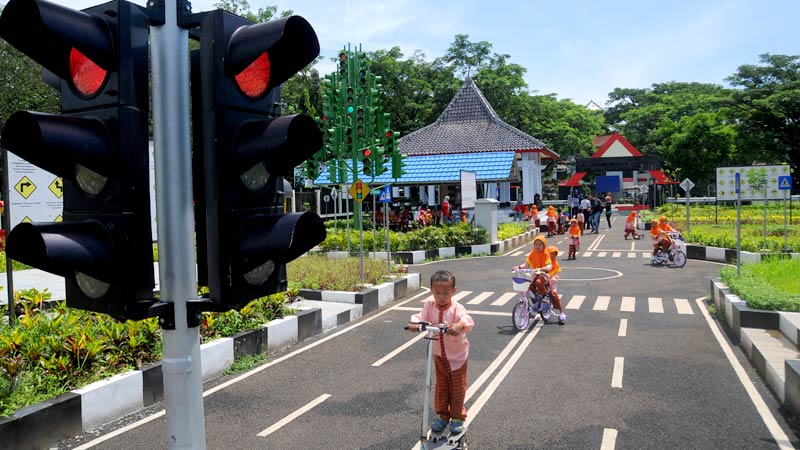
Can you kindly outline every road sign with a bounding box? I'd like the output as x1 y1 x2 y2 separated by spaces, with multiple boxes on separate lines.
680 178 695 193
323 194 330 202
331 187 338 200
378 184 392 203
735 172 740 194
349 179 370 203
717 165 790 200
778 175 792 191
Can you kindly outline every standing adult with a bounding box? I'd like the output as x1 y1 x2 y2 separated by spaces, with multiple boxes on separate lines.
579 195 591 231
604 193 613 229
568 190 580 218
590 195 603 233
442 196 451 225
513 198 524 222
533 193 543 211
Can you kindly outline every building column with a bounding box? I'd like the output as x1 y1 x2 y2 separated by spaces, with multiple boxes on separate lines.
499 182 511 202
518 152 543 203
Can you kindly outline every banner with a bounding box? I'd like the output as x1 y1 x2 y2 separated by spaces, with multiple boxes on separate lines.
460 170 476 209
716 165 790 200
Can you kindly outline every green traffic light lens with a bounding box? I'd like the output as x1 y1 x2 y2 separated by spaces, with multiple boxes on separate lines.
347 106 354 113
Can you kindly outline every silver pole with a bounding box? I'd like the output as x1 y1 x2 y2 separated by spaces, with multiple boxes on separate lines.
345 185 351 254
372 193 377 257
151 2 206 448
785 190 789 252
736 186 742 276
358 201 364 284
685 190 690 234
385 202 390 277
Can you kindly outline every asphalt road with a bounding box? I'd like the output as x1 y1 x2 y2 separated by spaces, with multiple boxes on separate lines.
57 218 800 450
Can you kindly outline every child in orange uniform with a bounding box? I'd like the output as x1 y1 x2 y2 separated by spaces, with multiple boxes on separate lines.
546 206 557 237
624 211 639 240
649 219 661 256
409 270 474 435
568 218 581 260
547 246 566 324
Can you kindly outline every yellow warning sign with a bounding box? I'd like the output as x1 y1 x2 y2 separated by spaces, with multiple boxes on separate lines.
21 216 32 223
49 178 63 198
14 176 37 199
349 179 370 203
55 215 63 222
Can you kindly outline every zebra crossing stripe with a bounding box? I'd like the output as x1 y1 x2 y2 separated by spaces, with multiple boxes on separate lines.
583 252 593 257
491 292 518 306
566 295 586 310
620 296 636 312
597 252 607 257
593 296 611 311
627 252 636 258
648 297 664 313
510 250 525 257
642 253 650 258
674 298 693 315
453 291 472 302
467 291 494 305
612 252 621 258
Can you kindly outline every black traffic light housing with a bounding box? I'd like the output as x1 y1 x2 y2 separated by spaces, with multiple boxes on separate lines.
192 10 326 311
0 0 154 320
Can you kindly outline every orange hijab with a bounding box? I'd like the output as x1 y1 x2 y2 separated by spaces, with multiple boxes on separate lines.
626 212 637 223
569 221 581 237
547 246 561 276
526 236 551 269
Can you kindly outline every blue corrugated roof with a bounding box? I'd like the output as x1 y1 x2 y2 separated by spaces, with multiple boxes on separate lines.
313 152 515 185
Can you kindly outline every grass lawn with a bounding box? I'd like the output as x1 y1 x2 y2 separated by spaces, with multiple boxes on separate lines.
720 257 800 311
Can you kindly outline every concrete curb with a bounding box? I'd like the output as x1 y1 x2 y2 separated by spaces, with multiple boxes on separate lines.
0 273 420 450
388 229 540 265
708 277 800 420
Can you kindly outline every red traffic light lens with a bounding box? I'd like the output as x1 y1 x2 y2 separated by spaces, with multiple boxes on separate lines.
234 52 271 99
385 131 392 138
364 149 371 157
69 48 107 97
339 52 347 61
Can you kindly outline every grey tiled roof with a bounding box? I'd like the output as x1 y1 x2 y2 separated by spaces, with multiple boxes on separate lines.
398 77 556 158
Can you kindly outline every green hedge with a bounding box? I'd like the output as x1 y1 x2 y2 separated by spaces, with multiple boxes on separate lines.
720 257 800 311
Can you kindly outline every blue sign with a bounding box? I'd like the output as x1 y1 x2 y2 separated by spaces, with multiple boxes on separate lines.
778 175 792 191
735 172 740 194
378 184 392 203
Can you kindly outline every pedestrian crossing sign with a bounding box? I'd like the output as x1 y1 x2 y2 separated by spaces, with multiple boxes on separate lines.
778 175 791 191
378 185 392 203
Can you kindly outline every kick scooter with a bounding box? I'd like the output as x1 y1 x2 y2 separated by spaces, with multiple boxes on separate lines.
405 321 469 450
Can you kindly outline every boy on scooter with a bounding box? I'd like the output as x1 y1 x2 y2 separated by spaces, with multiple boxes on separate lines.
408 270 474 435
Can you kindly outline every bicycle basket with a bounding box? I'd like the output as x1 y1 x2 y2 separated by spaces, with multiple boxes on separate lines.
511 270 532 291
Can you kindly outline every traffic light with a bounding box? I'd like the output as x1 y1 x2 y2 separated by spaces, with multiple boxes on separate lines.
192 10 326 311
362 148 372 176
392 151 407 179
0 0 154 320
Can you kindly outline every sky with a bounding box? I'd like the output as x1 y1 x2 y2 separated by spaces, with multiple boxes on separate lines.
38 0 800 106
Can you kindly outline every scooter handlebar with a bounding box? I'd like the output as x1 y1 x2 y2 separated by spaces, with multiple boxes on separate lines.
406 321 448 332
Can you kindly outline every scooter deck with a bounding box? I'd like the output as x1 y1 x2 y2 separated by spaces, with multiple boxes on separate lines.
424 426 468 449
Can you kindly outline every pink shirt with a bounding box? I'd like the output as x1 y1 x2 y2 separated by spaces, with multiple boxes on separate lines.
411 299 474 371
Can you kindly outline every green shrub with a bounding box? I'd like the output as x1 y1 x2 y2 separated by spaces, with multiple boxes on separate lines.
720 257 800 311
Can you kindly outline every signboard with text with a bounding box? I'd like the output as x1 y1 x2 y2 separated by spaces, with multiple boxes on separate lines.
716 165 790 200
460 170 477 209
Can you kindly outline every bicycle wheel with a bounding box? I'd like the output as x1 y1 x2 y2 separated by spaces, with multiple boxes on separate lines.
540 298 552 322
512 301 530 331
672 250 687 268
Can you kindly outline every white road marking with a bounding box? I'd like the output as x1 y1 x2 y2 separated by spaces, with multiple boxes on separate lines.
630 242 635 251
618 319 628 337
627 252 636 258
643 252 650 258
674 298 693 315
393 306 509 317
510 250 525 256
648 297 664 314
73 289 433 449
583 251 594 257
597 251 607 257
452 291 472 302
612 252 621 258
566 295 586 310
601 428 618 450
491 292 518 306
611 357 624 388
372 332 427 367
593 295 611 311
420 295 433 303
696 298 795 450
257 394 331 437
467 291 494 305
620 296 636 312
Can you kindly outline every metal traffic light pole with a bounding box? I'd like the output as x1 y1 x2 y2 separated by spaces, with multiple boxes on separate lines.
150 0 207 448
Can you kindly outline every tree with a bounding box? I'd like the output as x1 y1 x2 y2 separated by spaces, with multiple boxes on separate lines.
444 34 492 79
726 54 800 193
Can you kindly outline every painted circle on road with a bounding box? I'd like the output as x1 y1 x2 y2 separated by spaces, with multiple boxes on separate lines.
558 267 623 281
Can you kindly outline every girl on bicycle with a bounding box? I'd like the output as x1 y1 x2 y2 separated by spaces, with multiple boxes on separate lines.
547 246 566 324
408 270 474 435
514 235 552 300
658 216 678 253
